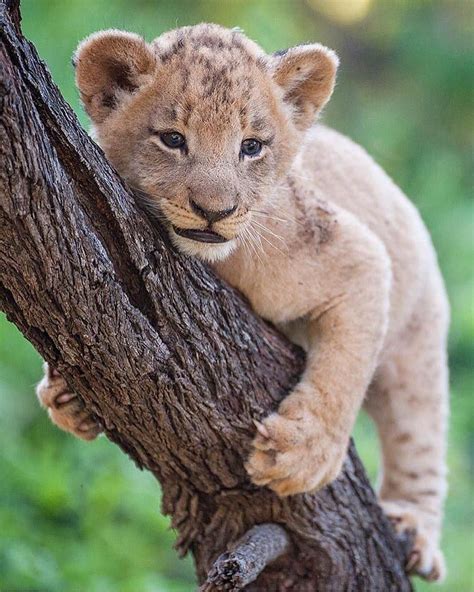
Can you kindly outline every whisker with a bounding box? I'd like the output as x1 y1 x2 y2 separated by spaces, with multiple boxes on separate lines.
245 223 264 252
242 226 264 264
254 229 285 256
251 211 289 224
239 232 252 261
250 209 304 228
251 220 287 246
250 223 288 257
242 226 265 264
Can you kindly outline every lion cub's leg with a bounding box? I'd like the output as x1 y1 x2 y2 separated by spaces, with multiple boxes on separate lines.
365 291 449 581
36 363 102 441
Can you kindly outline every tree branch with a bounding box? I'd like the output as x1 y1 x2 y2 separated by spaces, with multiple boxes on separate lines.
0 1 412 589
201 524 291 591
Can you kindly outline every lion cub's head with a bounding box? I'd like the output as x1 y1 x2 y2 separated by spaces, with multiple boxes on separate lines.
75 24 337 262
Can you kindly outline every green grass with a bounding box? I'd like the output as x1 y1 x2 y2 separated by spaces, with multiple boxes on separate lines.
1 1 473 590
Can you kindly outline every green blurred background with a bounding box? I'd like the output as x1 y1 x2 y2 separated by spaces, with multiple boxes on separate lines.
1 1 472 590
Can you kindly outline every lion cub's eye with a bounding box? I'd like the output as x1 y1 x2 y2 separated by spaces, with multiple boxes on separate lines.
160 131 186 149
241 138 262 157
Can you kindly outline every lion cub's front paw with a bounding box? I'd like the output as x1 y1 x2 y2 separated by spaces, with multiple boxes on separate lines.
36 364 102 441
381 500 446 582
245 410 346 497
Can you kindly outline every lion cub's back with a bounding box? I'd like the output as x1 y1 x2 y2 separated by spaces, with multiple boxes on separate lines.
302 124 438 341
303 126 409 231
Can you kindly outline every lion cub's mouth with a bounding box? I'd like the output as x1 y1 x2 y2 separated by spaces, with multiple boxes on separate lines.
172 226 229 244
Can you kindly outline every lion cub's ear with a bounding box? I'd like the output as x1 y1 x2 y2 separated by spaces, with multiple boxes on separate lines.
272 44 338 130
74 30 156 124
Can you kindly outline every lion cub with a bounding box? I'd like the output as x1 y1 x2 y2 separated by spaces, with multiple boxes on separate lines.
37 24 449 580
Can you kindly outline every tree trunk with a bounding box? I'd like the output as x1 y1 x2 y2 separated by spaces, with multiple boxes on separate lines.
0 2 412 590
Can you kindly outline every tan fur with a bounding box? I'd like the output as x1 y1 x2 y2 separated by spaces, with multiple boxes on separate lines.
37 24 449 581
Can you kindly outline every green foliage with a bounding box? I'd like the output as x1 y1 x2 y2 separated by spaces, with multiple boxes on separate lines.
1 1 472 590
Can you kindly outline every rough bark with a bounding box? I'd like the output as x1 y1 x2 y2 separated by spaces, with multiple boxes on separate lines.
202 524 291 590
0 2 412 590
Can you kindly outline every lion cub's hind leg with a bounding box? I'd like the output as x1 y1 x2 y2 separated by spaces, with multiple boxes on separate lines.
36 363 102 441
364 288 449 582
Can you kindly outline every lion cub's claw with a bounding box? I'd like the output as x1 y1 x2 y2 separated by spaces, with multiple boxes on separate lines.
246 412 345 497
36 364 102 441
381 500 446 582
253 418 270 439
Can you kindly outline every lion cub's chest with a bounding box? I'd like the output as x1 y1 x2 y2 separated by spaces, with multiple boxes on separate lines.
213 252 321 327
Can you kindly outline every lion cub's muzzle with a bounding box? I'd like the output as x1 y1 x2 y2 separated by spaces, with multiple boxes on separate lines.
173 200 237 243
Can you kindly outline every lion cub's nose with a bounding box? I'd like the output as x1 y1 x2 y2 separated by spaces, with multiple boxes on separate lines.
190 200 237 224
